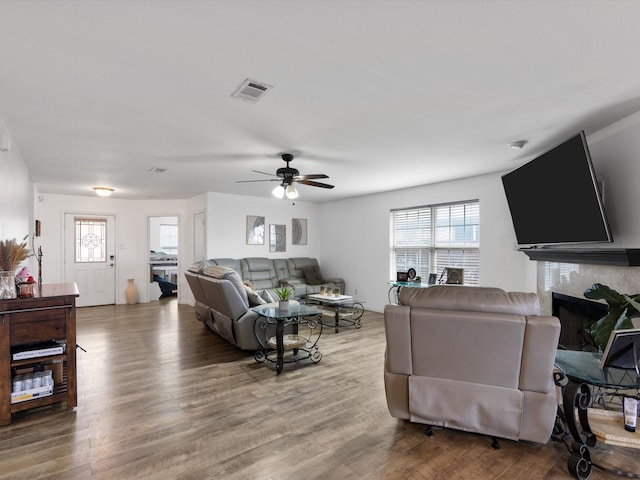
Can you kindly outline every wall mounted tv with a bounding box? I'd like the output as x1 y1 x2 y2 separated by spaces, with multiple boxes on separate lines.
501 131 612 247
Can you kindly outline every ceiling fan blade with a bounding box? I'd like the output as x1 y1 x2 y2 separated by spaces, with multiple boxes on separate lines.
296 179 335 189
251 169 278 177
294 174 329 180
236 178 280 183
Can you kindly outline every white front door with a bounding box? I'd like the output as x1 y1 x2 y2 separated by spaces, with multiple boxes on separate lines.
64 214 116 307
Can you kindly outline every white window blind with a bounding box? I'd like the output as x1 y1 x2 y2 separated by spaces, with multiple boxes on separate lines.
390 200 480 285
160 224 178 255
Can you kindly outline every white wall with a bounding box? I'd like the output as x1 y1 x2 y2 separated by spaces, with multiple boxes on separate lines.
316 171 537 312
0 131 32 247
34 193 205 304
204 192 321 260
588 111 640 247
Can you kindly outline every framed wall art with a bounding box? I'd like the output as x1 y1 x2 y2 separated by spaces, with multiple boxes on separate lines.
246 215 265 245
269 224 286 252
292 218 307 245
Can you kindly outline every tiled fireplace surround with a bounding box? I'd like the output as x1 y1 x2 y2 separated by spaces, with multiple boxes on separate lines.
537 261 640 316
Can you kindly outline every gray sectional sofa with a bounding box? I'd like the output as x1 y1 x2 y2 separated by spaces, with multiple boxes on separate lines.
184 257 345 350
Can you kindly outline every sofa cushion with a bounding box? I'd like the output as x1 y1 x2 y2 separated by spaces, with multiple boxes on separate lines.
202 265 249 307
245 285 267 306
302 264 324 285
241 257 280 290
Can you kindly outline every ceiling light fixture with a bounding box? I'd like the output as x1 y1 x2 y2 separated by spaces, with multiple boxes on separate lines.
93 187 114 197
285 184 299 200
509 140 528 150
272 183 285 199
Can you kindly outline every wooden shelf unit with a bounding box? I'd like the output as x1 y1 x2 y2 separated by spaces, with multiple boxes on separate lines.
0 283 79 425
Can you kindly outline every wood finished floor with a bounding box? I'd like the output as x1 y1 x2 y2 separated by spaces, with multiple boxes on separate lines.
0 299 638 479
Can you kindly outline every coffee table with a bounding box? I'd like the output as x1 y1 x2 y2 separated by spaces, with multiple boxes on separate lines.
554 349 640 479
252 304 323 374
301 293 364 333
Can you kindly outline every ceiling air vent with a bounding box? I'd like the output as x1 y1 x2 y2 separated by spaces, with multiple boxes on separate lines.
231 79 272 103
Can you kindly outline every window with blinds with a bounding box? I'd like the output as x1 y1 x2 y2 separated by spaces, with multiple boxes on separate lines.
160 224 178 254
390 200 480 285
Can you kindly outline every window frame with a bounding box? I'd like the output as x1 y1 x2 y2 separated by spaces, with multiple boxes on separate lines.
389 200 480 285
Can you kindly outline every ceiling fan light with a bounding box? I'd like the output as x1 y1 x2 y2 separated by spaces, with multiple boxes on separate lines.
93 187 114 197
285 185 299 199
272 184 285 199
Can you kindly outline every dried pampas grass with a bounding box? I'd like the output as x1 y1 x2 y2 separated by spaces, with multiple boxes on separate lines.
0 236 31 273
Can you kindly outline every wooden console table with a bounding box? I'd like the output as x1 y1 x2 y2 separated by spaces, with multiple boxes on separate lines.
0 283 79 425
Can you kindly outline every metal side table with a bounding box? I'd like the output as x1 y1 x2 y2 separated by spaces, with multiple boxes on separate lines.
252 304 323 374
554 349 640 480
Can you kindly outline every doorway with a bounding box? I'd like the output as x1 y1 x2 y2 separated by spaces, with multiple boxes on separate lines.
148 216 179 301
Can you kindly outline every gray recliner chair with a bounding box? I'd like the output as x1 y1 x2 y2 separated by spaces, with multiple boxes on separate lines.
383 285 560 444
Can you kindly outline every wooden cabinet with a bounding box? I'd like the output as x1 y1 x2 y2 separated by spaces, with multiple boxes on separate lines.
0 283 79 425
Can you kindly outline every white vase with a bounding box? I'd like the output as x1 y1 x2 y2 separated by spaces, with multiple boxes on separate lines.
279 300 289 310
125 278 138 304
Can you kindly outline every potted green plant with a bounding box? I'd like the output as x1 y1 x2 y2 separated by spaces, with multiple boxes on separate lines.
274 286 294 310
584 283 640 351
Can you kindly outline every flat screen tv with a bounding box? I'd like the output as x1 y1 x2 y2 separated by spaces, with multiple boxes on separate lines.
501 131 612 246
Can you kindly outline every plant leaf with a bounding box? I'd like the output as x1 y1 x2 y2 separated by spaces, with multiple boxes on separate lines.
623 294 640 315
588 305 626 351
583 283 627 308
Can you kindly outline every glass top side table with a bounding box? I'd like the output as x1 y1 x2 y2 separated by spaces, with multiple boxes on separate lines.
252 304 323 374
387 281 429 304
554 349 640 480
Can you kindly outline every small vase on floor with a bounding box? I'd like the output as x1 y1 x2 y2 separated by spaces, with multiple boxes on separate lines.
125 278 138 304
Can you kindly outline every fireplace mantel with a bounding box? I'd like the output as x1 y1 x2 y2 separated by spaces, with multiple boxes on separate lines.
522 248 640 266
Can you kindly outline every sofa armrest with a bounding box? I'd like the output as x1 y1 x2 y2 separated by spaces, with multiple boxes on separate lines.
520 315 561 393
383 304 413 375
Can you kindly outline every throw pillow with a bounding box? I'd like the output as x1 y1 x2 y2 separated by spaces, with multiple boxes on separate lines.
302 264 324 285
245 285 266 306
257 289 275 303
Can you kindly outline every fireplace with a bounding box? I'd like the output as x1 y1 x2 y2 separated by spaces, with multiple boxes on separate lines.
551 292 607 351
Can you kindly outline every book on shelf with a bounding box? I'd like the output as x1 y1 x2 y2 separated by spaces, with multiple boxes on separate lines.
11 340 66 361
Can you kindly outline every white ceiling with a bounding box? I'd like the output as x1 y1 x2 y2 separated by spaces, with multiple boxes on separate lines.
1 1 640 202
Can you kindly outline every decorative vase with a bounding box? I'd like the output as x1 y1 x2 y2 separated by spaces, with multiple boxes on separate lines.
125 278 138 305
0 271 16 299
279 300 290 311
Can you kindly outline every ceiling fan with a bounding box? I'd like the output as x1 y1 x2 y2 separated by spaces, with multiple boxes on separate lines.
236 153 334 199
